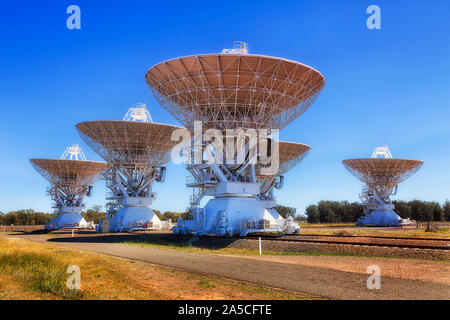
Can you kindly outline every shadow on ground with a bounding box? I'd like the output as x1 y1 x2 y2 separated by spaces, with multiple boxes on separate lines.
43 232 242 250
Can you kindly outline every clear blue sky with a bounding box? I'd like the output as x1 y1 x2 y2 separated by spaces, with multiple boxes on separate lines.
1 0 449 215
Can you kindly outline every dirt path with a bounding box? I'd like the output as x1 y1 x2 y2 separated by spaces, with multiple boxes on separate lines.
4 233 449 300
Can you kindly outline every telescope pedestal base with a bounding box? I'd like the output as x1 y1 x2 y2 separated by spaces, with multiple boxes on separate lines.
45 213 88 230
109 207 162 232
356 210 413 227
174 197 285 236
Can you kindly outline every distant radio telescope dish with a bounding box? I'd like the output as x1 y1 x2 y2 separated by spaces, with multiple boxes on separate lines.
76 103 185 232
342 158 423 190
76 120 183 166
30 158 108 187
342 145 423 227
30 146 109 231
145 49 325 131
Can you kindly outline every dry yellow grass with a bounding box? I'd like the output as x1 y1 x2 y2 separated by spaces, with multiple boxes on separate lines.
0 238 315 300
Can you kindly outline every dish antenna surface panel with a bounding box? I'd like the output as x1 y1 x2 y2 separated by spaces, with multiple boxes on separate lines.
145 43 325 131
30 158 109 187
76 121 182 166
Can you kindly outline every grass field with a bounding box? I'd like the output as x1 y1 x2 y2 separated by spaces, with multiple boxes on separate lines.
0 237 316 300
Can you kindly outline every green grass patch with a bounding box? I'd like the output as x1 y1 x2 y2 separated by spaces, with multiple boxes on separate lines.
198 279 216 288
0 250 83 299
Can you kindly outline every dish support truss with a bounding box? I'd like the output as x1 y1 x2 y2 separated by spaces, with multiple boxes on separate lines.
42 183 92 230
102 163 165 232
174 134 302 236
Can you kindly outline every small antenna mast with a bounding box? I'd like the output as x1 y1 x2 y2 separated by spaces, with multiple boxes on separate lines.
371 145 393 159
222 41 249 55
123 103 153 122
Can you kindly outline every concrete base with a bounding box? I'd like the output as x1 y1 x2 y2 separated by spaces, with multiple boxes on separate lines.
174 197 284 236
45 213 88 230
109 207 162 232
356 210 414 227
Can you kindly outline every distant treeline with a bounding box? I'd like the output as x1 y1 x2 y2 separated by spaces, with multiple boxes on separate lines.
304 200 450 223
0 207 110 226
0 209 52 225
2 200 449 226
0 206 191 226
153 209 189 222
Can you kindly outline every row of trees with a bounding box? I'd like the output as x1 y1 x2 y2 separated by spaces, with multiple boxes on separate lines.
0 210 52 225
82 207 191 224
0 206 190 226
153 209 189 222
304 200 450 223
392 200 450 222
305 201 363 223
90 207 305 223
2 200 449 226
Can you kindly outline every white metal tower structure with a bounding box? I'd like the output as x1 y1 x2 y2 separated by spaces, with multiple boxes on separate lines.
76 104 183 232
146 43 325 236
221 41 249 55
343 146 423 226
371 145 393 159
30 146 109 230
123 103 153 122
60 144 86 160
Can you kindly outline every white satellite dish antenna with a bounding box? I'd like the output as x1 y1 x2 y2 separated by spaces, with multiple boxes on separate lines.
146 43 325 237
31 146 108 231
343 146 423 227
123 103 153 122
76 104 183 233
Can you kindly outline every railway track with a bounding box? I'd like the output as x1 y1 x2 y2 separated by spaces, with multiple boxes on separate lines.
245 235 450 251
297 234 450 242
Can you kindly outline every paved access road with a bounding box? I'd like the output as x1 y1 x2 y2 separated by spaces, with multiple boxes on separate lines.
4 233 450 300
